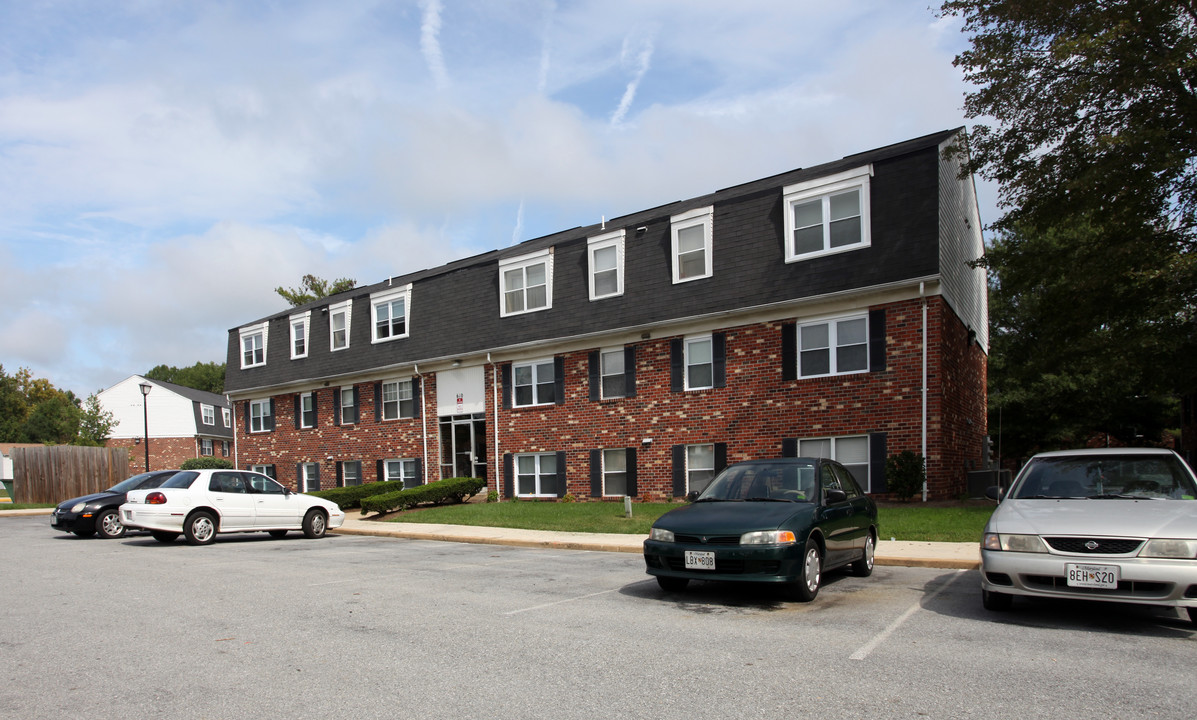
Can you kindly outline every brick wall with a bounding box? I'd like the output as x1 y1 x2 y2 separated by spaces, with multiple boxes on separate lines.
107 436 211 474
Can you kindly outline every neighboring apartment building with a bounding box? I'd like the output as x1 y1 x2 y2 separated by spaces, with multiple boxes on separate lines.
99 375 234 473
225 129 989 500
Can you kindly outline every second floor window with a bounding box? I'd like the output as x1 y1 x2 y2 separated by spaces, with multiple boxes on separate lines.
799 315 868 377
380 379 415 420
249 399 273 433
298 392 316 429
201 405 214 425
685 336 713 390
513 360 556 407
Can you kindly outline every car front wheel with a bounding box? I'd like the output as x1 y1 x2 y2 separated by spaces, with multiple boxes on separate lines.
302 510 327 539
95 509 126 539
851 534 875 577
184 511 217 546
656 576 689 593
787 541 822 602
982 588 1013 611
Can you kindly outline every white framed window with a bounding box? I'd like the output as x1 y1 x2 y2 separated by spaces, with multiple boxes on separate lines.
516 453 559 497
799 314 869 377
381 379 415 420
239 323 268 369
300 462 320 492
339 387 356 424
200 438 213 456
251 464 276 480
500 249 553 317
686 444 716 495
222 408 231 428
221 441 230 457
341 461 361 486
201 404 215 425
249 399 272 433
799 435 871 491
290 311 310 359
602 449 628 496
600 348 626 399
684 335 714 390
371 284 412 343
384 459 419 488
670 206 713 283
513 359 556 407
783 165 872 262
299 392 316 428
329 300 352 351
587 229 624 300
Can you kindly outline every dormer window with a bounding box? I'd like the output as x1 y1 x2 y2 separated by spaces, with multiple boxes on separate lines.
329 300 352 351
587 229 624 300
500 249 553 317
783 165 872 262
670 206 713 283
371 285 412 343
239 322 268 369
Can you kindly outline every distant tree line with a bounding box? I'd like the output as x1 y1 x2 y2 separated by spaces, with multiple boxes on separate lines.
0 365 114 446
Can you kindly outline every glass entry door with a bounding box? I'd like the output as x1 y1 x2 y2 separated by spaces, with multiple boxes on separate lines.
439 413 487 480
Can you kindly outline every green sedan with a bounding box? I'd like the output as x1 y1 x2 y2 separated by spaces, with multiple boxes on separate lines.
643 458 878 601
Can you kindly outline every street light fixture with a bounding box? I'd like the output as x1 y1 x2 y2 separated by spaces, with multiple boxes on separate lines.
139 382 152 471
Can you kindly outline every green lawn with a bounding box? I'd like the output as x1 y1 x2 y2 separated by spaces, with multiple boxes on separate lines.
387 500 994 543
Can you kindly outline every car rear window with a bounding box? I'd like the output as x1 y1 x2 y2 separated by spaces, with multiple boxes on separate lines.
1012 455 1197 499
161 471 200 489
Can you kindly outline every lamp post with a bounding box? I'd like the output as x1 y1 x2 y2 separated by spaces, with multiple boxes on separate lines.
139 382 152 471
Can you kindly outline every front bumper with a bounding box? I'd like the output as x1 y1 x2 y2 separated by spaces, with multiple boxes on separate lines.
643 539 803 584
51 510 94 533
981 549 1197 608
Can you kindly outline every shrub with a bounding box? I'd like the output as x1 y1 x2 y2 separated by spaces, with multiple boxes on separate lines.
486 490 499 503
180 457 234 470
359 477 486 516
885 450 925 502
308 480 408 509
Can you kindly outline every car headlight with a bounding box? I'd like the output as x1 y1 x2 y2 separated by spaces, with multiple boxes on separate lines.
70 502 86 513
740 530 797 545
983 533 1047 553
1140 539 1197 559
649 527 675 543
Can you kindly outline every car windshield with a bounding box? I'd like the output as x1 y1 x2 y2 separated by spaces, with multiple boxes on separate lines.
696 461 817 502
1011 455 1197 500
161 471 200 489
106 472 156 493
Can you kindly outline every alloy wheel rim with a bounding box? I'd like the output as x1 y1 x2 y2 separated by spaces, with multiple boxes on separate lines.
805 548 821 591
313 515 325 534
865 536 875 569
101 514 123 536
194 518 214 542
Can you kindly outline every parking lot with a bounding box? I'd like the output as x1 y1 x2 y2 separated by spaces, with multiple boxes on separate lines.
3 515 1194 719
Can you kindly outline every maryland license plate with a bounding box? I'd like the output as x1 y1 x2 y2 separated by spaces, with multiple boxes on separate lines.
1065 563 1119 589
685 551 715 570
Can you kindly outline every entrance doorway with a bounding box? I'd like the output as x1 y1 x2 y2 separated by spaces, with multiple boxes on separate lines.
439 413 487 480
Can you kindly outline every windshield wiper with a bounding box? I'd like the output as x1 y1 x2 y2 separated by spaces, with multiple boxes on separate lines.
1088 493 1145 499
744 497 793 502
692 497 727 503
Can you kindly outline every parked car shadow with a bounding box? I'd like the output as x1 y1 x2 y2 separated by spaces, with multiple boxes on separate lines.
619 566 858 613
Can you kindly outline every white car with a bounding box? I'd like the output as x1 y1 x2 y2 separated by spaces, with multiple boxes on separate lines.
981 448 1197 625
120 469 345 545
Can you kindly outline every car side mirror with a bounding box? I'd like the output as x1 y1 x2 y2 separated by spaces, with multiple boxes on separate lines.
685 491 700 502
825 489 847 504
985 485 1005 502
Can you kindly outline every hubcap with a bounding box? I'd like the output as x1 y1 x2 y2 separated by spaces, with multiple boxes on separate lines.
312 514 325 534
805 548 821 591
193 517 215 542
865 536 875 569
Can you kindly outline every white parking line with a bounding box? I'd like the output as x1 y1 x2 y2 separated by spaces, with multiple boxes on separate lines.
503 588 619 616
849 569 964 661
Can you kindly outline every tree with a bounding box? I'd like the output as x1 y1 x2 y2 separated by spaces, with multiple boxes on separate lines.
145 361 226 394
941 0 1197 450
76 393 117 447
24 395 81 445
275 274 356 307
0 365 30 442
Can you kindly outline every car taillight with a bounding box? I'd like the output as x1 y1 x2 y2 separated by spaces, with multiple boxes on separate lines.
146 492 168 505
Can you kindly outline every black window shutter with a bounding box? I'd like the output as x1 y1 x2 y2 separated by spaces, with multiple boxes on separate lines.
293 396 301 429
502 365 512 409
414 457 423 484
555 450 567 497
782 438 798 458
670 339 684 392
713 332 727 388
351 388 360 424
869 309 887 372
588 351 600 402
335 461 343 488
295 463 302 487
626 447 638 497
311 390 318 426
266 399 275 431
781 322 797 381
715 442 728 474
554 357 565 405
333 390 342 426
503 453 514 497
869 432 888 494
376 459 384 482
412 377 422 419
671 445 685 497
589 449 602 497
624 346 637 398
243 401 250 429
374 382 383 422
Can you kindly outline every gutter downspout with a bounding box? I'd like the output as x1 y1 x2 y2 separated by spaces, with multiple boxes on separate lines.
415 364 428 483
227 394 238 470
920 282 928 502
489 353 500 498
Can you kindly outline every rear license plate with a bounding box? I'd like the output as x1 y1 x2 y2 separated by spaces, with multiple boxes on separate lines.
1065 563 1119 589
685 551 715 570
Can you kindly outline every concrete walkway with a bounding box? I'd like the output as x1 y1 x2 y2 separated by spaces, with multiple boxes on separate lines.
6 507 980 569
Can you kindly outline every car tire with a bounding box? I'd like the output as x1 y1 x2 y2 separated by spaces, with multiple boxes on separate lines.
72 528 95 538
656 576 689 593
184 511 218 546
982 588 1013 611
151 531 178 543
94 509 126 539
786 540 822 602
850 533 875 577
269 530 288 538
302 510 327 539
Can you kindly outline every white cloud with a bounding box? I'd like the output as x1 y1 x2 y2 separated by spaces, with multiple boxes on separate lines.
420 0 450 91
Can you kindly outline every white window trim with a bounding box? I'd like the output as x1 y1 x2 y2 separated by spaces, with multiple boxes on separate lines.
329 300 352 352
380 378 415 421
512 357 555 408
783 165 872 262
299 392 316 429
200 438 213 456
384 458 418 485
799 435 871 492
798 312 870 378
670 205 713 284
587 229 625 301
239 322 268 369
290 311 311 360
684 334 714 391
601 448 628 497
341 461 361 486
300 463 320 492
249 399 271 433
499 248 554 317
370 284 413 344
686 443 716 495
201 404 215 425
515 452 558 498
222 408 231 428
599 347 626 400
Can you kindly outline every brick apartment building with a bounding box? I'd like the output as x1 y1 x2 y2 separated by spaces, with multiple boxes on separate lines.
224 129 989 500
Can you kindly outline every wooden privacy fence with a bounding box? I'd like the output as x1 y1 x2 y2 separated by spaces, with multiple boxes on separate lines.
11 446 131 504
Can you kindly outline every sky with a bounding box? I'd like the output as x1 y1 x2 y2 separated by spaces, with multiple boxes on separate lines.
0 0 995 400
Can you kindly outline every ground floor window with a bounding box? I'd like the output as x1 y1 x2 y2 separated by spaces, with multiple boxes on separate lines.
602 449 628 496
384 458 419 488
686 444 716 494
799 435 869 491
250 464 276 479
517 453 558 497
300 463 320 492
339 460 362 487
200 439 213 456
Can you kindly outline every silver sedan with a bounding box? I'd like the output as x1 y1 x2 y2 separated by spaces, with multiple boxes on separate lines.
981 448 1197 625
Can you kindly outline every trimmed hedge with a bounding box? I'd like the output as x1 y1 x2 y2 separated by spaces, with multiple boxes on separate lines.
180 457 234 470
308 480 406 509
359 477 486 516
